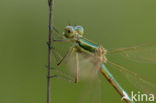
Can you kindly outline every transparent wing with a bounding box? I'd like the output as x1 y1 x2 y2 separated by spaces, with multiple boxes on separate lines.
67 51 100 81
107 41 156 63
53 47 103 103
107 60 156 96
76 78 102 103
73 52 104 103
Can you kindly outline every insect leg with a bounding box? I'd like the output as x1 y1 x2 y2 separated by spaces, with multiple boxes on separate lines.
57 47 74 66
52 26 63 39
75 52 79 83
52 26 71 42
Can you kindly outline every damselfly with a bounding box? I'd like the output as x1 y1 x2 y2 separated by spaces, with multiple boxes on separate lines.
51 25 156 103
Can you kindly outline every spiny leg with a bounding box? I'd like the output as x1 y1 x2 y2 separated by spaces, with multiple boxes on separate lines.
46 66 75 83
46 44 65 65
53 47 80 84
57 47 74 66
75 52 79 83
52 48 63 65
56 47 80 84
52 26 63 39
50 67 75 83
51 45 80 83
50 75 74 83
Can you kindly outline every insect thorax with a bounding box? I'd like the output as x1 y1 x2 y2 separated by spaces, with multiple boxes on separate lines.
95 46 107 63
75 41 107 63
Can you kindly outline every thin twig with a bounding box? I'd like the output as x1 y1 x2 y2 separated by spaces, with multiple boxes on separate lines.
47 0 54 103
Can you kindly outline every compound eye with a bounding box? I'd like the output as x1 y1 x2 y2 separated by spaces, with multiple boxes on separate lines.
64 26 75 38
67 29 71 33
75 26 84 35
65 26 74 33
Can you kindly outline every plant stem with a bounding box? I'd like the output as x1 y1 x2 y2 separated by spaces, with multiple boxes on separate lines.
47 0 54 103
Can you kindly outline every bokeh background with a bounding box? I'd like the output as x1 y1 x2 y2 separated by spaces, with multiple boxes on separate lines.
0 0 156 103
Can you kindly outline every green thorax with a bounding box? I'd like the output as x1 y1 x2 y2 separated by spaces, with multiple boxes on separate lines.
77 37 99 53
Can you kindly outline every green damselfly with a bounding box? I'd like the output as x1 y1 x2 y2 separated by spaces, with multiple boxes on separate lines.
51 25 156 103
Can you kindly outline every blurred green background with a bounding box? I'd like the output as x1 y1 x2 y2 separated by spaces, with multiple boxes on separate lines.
0 0 156 103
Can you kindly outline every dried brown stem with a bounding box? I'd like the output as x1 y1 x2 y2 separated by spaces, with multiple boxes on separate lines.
47 0 54 103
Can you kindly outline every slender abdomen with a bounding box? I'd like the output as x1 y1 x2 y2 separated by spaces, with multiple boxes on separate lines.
101 64 134 103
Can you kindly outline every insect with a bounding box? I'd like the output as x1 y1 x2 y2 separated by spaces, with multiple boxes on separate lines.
51 25 156 103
